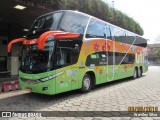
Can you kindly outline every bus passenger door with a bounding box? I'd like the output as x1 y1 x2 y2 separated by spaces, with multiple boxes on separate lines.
71 47 81 90
55 67 72 94
55 40 81 93
55 47 72 94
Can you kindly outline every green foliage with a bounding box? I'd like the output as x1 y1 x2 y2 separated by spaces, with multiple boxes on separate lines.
51 0 144 35
156 48 160 58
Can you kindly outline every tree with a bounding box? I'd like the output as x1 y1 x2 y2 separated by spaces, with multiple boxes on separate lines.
156 48 160 57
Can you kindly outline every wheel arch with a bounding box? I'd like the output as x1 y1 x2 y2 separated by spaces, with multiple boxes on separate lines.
135 66 138 70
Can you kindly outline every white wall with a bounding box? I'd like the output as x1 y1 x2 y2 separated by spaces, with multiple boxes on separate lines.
11 43 22 75
11 56 19 75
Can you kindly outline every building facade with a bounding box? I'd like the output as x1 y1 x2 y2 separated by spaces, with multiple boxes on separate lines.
148 44 160 65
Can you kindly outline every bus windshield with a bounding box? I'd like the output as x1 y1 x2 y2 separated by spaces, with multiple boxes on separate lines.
26 12 63 38
20 41 54 74
26 11 89 39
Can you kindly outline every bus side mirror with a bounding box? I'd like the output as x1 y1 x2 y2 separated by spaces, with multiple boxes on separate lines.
8 38 25 53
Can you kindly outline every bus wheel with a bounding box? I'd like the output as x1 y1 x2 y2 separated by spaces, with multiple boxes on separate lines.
81 74 92 93
138 67 142 77
133 68 138 79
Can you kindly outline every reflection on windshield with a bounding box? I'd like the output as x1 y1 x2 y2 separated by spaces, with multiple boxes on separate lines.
26 11 89 39
59 11 89 34
20 41 54 74
26 12 63 38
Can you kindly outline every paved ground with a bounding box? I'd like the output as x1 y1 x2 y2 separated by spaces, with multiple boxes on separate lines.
0 66 160 120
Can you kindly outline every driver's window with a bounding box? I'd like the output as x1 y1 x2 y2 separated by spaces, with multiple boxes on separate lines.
56 48 72 66
55 40 81 68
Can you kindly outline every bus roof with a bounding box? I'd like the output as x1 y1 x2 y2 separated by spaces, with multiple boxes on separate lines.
38 10 146 40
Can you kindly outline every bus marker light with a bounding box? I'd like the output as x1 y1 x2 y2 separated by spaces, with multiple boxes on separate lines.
42 87 48 91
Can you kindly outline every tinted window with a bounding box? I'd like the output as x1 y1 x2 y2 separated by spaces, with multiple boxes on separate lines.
86 52 135 66
115 53 135 64
27 12 63 38
85 53 101 66
111 27 127 43
54 39 82 69
134 36 147 47
20 41 54 74
110 26 147 47
107 52 114 65
59 11 89 35
110 26 120 40
86 19 106 38
105 24 112 39
115 31 126 43
125 32 136 45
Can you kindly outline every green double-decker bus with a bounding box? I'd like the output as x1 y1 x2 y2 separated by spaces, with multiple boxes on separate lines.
8 10 148 95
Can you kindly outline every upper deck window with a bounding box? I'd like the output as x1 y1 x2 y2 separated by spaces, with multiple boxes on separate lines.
26 12 63 39
86 18 106 39
86 18 111 39
59 11 89 35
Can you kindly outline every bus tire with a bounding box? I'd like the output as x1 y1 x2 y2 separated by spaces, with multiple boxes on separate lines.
133 68 138 79
138 67 142 77
81 74 92 93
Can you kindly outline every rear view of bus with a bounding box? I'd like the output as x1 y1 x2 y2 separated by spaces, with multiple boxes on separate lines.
8 10 148 95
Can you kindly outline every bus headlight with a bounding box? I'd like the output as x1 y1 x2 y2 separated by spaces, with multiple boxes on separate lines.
39 71 64 82
39 76 52 82
20 77 40 84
